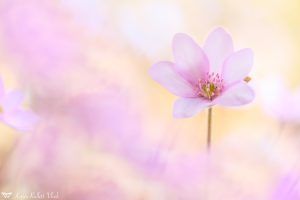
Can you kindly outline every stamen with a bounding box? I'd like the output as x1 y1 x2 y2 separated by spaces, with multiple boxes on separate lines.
198 73 224 100
244 76 251 83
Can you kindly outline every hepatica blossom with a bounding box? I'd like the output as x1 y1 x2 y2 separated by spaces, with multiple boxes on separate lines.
150 27 255 117
260 77 300 124
0 78 37 131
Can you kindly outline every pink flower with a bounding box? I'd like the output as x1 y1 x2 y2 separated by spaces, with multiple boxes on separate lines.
150 27 255 118
0 0 84 95
270 174 300 200
0 79 38 131
259 77 300 124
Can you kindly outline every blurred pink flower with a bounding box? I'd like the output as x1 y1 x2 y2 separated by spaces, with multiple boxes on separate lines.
0 78 37 131
3 123 129 200
0 0 84 93
270 174 300 200
150 27 255 118
66 88 141 141
160 154 211 199
260 77 300 123
66 89 167 175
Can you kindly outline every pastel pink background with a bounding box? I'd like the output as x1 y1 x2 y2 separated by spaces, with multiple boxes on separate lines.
0 0 299 199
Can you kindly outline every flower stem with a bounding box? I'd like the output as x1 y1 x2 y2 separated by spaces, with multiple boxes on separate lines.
207 107 212 152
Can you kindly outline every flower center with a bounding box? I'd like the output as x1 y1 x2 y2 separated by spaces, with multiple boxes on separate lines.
198 72 224 100
0 106 3 113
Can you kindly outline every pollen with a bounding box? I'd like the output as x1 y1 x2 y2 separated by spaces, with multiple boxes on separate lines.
198 72 224 100
244 76 252 83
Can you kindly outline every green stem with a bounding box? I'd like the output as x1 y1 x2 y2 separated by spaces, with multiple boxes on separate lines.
207 107 212 152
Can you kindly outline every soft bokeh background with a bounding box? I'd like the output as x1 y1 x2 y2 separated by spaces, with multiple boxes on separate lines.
0 0 300 199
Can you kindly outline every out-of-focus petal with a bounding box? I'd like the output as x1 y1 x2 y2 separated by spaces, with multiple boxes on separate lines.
271 175 300 200
259 77 300 123
173 97 211 118
0 0 84 94
1 90 25 111
215 82 255 107
3 110 39 131
203 27 234 73
292 89 300 121
222 49 254 85
172 33 209 84
149 61 196 97
0 78 5 98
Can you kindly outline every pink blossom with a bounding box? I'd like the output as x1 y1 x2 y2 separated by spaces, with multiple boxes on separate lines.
259 77 300 123
270 174 300 200
66 89 167 175
0 0 84 95
150 27 255 118
0 78 37 131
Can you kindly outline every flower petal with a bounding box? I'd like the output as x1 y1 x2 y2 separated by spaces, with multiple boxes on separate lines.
203 27 234 73
222 49 254 84
0 78 4 98
3 110 39 131
1 90 25 111
149 61 196 97
172 33 209 84
215 82 255 107
173 98 211 118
